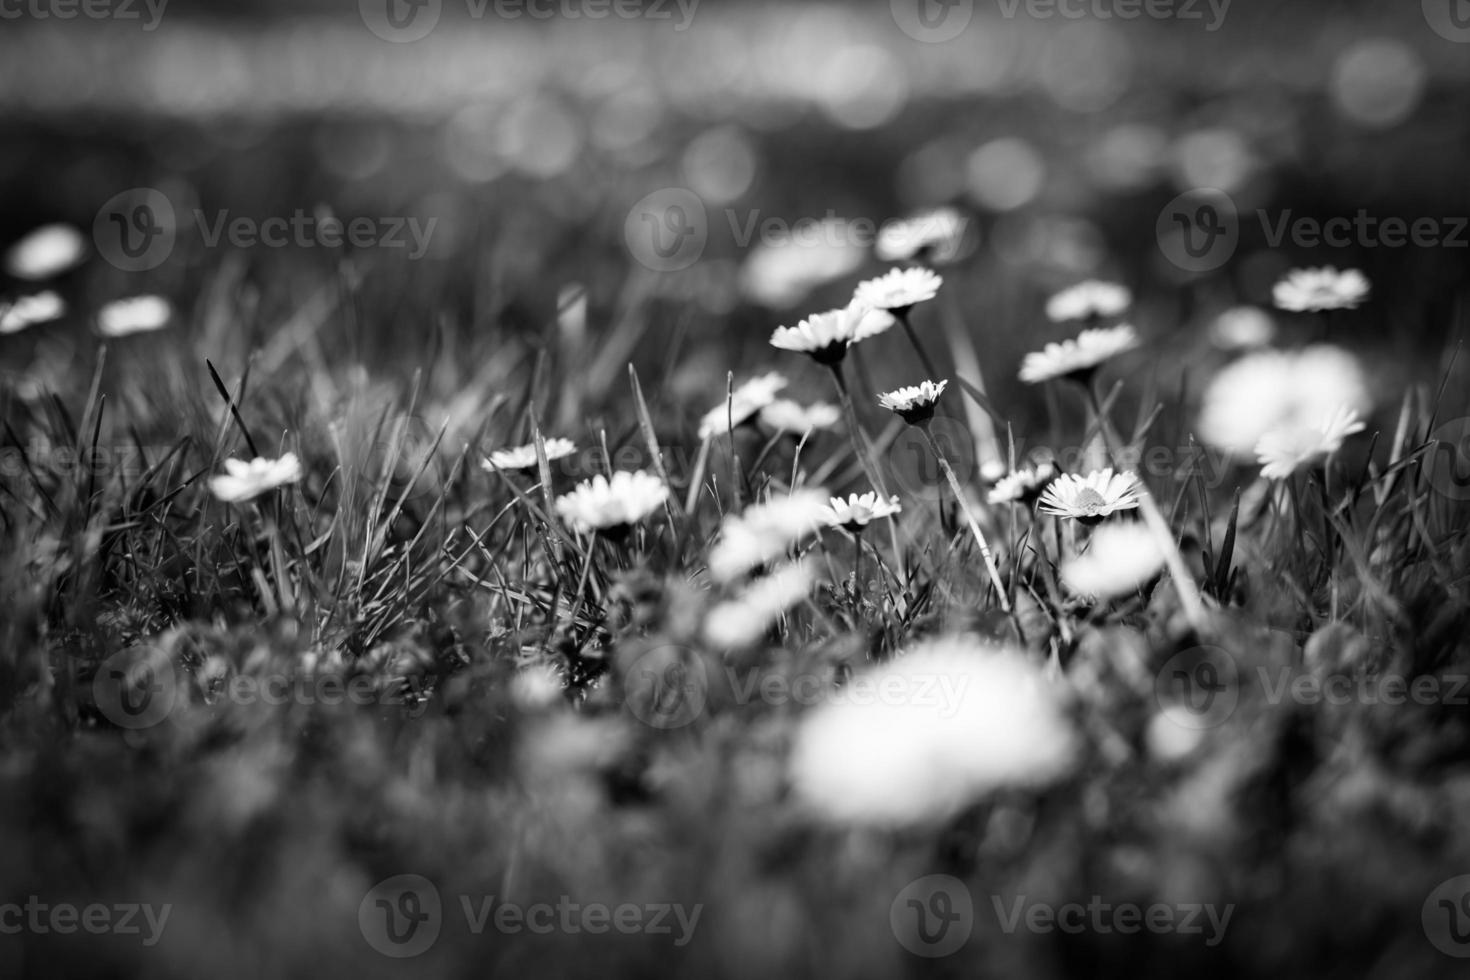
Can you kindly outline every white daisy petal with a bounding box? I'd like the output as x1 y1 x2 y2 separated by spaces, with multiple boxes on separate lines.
554 470 668 534
482 437 577 472
1272 267 1371 313
1045 280 1131 323
1019 325 1140 384
1036 468 1142 523
210 453 303 503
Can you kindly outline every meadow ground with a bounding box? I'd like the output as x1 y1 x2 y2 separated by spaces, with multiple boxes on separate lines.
3 3 1470 978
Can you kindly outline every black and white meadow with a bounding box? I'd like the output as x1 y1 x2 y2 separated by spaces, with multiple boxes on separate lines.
2 3 1470 978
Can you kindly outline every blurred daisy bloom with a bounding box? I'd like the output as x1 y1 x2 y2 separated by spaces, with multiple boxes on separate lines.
875 207 967 264
1197 345 1370 457
1037 468 1141 523
822 491 901 532
97 295 171 338
1061 521 1165 600
209 453 303 503
1019 324 1140 385
769 302 893 365
708 490 829 582
987 460 1057 506
788 636 1077 826
1208 306 1276 350
853 268 942 314
481 437 576 472
1045 280 1131 323
1254 406 1365 480
4 223 86 281
697 372 788 440
758 399 840 435
704 559 819 648
555 470 668 535
877 379 947 425
1272 267 1370 313
0 291 65 334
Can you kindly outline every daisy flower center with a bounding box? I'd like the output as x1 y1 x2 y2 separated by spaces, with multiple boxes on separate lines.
1074 488 1108 515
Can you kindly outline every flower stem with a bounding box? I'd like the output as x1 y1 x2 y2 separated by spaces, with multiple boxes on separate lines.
897 310 939 380
922 426 1010 613
1084 383 1207 633
829 363 887 495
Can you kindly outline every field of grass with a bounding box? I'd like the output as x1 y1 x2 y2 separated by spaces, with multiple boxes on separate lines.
4 4 1470 978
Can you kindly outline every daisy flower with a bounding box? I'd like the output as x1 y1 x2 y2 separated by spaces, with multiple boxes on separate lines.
1272 267 1370 313
697 372 788 440
1045 280 1131 323
97 296 171 338
1254 406 1365 480
788 636 1077 826
853 268 942 314
877 379 947 426
875 207 968 264
481 437 577 472
209 453 303 503
986 460 1057 506
704 560 819 648
740 219 866 308
5 223 86 281
758 399 840 435
1019 325 1139 385
821 491 901 532
1208 306 1276 350
0 291 65 334
1037 468 1141 523
555 470 668 535
1197 345 1370 457
769 302 893 365
1061 521 1165 600
707 490 829 582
